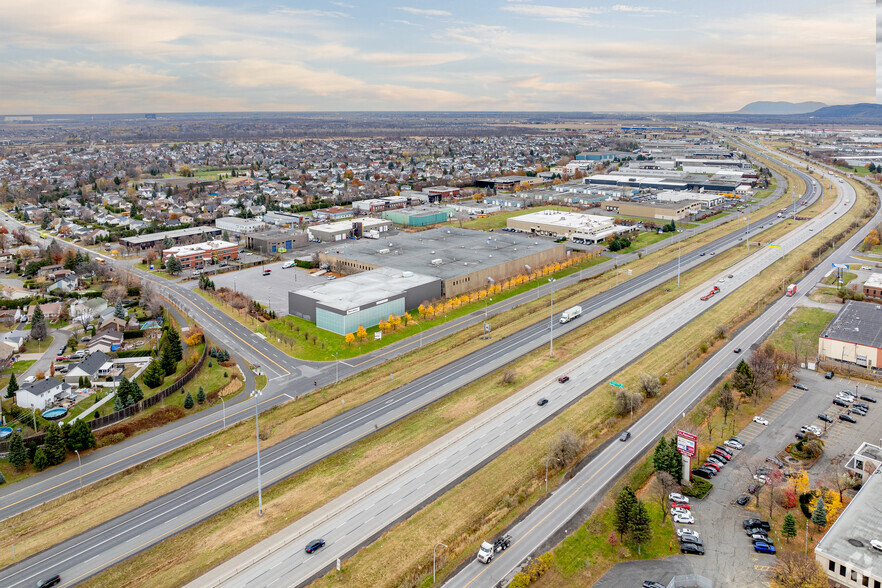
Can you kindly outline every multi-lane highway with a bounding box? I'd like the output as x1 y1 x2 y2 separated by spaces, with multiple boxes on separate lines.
0 154 821 587
186 154 842 587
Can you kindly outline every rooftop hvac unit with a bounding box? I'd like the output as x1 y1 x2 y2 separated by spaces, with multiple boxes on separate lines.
378 248 390 254
402 271 413 277
431 258 443 265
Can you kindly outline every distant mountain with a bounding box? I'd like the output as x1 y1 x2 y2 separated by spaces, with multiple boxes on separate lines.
735 101 828 115
805 103 882 119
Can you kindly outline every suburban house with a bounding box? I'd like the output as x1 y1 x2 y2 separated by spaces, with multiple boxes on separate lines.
27 303 63 322
70 297 108 320
64 351 117 385
0 345 13 371
0 330 26 353
16 377 72 411
87 331 123 354
47 274 79 294
98 317 135 333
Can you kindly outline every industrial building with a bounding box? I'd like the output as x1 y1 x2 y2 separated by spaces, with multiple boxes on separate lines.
215 217 267 235
263 211 309 227
654 190 727 208
605 200 702 221
575 151 630 161
382 206 450 227
245 229 308 254
507 210 631 243
818 301 882 369
120 226 222 252
162 240 239 269
475 176 548 191
288 267 442 335
422 186 460 201
308 217 392 242
352 196 408 214
815 469 882 588
864 273 882 298
312 207 354 221
318 227 566 298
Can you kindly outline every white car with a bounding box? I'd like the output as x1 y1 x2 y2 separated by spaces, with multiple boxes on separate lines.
671 507 690 517
282 261 296 269
677 528 700 539
753 416 769 426
668 493 689 503
22 375 36 384
673 513 695 525
724 439 744 450
753 474 769 484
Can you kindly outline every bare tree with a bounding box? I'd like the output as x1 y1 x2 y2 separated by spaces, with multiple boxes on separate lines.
639 373 661 398
548 429 582 466
770 552 829 588
748 348 776 400
103 284 126 306
74 309 94 335
766 469 785 520
655 471 677 523
718 383 736 424
744 459 767 508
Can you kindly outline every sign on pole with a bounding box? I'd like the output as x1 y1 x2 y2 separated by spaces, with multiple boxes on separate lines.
608 381 623 388
676 429 697 457
832 263 849 269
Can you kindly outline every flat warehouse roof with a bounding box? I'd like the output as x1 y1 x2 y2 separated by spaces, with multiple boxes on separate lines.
121 226 221 244
323 227 563 280
821 301 882 348
509 210 613 231
293 268 438 312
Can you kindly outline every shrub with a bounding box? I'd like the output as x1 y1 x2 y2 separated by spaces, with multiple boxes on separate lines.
681 478 713 498
184 392 194 409
34 448 49 471
799 491 816 519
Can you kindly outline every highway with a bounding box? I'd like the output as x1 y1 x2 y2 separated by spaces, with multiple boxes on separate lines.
0 166 794 520
184 154 841 587
0 156 820 587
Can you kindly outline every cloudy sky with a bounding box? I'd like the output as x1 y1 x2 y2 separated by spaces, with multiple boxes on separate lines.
0 0 874 114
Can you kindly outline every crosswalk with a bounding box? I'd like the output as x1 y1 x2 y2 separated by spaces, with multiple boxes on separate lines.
736 387 805 443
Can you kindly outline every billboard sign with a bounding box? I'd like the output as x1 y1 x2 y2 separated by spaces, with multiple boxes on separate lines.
832 263 849 269
676 429 697 457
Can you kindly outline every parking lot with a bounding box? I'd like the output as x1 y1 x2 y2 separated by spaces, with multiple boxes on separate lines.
598 368 882 587
189 261 331 316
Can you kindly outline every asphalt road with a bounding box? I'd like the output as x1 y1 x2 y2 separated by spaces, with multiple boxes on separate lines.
0 157 818 586
186 160 839 587
0 169 793 521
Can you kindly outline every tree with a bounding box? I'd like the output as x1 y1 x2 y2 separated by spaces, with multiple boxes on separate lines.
66 419 96 451
142 359 165 388
782 513 797 541
613 486 637 540
196 386 206 404
732 360 754 397
6 372 18 398
345 332 355 345
747 349 776 400
614 389 643 417
667 437 682 481
30 305 47 340
548 429 582 466
654 471 677 523
356 325 367 340
33 448 49 472
160 341 177 376
113 387 128 412
184 392 194 409
629 500 652 555
8 431 27 470
717 382 735 423
770 552 829 588
639 373 661 398
811 496 827 528
128 380 143 403
652 438 680 481
166 255 182 275
166 329 183 362
43 422 66 466
114 300 125 319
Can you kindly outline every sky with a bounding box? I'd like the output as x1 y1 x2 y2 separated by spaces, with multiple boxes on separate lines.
0 0 874 114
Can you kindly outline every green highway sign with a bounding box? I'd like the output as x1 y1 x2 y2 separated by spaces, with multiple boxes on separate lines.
609 381 623 388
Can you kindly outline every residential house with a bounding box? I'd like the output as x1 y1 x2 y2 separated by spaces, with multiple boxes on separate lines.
87 330 123 354
0 309 20 326
27 303 63 322
64 351 117 385
47 273 79 294
70 297 107 320
98 316 130 334
16 377 72 410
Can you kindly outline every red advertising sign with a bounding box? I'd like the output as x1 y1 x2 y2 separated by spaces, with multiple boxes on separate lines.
676 429 697 457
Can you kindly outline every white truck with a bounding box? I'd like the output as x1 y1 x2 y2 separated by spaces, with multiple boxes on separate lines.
477 535 512 564
560 306 582 324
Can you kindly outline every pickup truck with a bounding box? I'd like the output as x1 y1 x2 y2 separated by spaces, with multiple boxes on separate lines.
476 534 512 564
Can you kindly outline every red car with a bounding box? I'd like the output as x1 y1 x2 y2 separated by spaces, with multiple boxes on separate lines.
558 376 570 383
703 462 722 472
671 501 691 510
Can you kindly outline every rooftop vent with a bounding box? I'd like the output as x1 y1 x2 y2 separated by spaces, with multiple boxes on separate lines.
402 271 413 278
431 258 443 265
848 538 864 548
378 248 390 254
872 540 882 552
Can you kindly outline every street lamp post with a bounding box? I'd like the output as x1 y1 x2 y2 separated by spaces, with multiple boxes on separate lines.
416 322 423 348
548 278 555 357
74 449 83 488
251 390 264 517
545 457 563 493
220 396 226 429
332 352 339 384
433 542 447 584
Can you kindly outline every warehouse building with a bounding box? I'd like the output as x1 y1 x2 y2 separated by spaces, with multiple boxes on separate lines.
605 200 702 221
308 218 392 242
815 469 882 588
654 190 726 208
120 226 222 253
575 151 630 161
245 229 308 254
507 210 631 243
422 186 460 202
318 227 566 298
475 176 548 191
819 301 882 369
162 240 239 269
382 206 449 227
215 217 267 235
288 268 442 335
863 273 882 298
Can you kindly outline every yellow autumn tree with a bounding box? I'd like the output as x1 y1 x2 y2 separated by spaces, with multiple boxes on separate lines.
402 312 412 326
185 325 204 346
810 488 843 519
792 471 811 496
356 325 367 340
418 304 427 317
345 332 355 345
378 319 390 332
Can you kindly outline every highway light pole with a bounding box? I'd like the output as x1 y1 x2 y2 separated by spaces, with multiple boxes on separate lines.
331 352 339 384
74 449 83 488
548 278 555 357
433 542 447 584
220 396 226 429
545 457 563 493
251 390 264 517
416 322 423 348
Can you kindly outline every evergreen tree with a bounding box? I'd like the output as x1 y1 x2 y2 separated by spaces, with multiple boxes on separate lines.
114 300 125 319
666 437 682 481
733 359 754 397
128 380 143 403
652 438 670 474
30 305 47 340
162 236 174 251
167 328 183 362
782 513 797 540
66 419 96 451
33 448 49 472
113 385 128 412
6 372 18 398
142 359 165 388
629 500 653 555
43 423 66 466
165 255 182 275
160 341 177 376
196 386 206 404
614 486 638 540
811 497 828 528
184 392 194 409
8 431 27 471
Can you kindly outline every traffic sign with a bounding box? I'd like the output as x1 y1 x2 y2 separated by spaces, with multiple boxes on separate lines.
608 381 623 388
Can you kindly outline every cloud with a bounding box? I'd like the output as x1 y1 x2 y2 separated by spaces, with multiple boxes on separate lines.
500 4 602 23
611 5 674 14
392 19 421 27
396 6 451 17
361 52 470 67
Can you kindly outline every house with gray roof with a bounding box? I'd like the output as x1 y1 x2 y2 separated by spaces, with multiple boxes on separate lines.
17 377 72 410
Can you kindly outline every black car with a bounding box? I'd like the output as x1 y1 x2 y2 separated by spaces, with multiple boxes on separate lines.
696 466 716 477
733 347 742 353
817 413 834 423
850 407 867 416
680 535 703 546
537 398 549 406
619 431 631 441
825 371 834 379
35 576 61 588
743 519 771 531
855 402 870 410
860 394 877 403
729 436 744 445
793 383 808 391
795 432 805 440
747 483 759 494
692 468 712 480
833 398 849 407
840 414 857 423
643 583 665 588
736 494 751 506
680 542 705 555
305 538 326 554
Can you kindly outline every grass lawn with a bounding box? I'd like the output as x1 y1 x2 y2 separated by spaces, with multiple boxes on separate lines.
21 336 53 354
4 359 36 374
695 211 731 224
767 307 836 355
449 205 574 231
136 343 205 398
616 230 674 253
134 262 180 281
822 271 857 287
62 389 110 423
